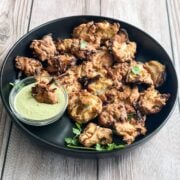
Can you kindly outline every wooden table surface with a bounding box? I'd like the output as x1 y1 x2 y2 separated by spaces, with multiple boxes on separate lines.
0 0 180 179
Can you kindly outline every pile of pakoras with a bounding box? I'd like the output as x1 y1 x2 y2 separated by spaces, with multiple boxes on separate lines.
15 21 170 147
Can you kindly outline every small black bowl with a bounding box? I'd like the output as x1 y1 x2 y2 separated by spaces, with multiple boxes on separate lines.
0 16 178 158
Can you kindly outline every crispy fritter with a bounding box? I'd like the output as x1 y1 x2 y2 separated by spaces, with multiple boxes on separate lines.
108 62 130 80
95 21 120 42
47 54 77 74
78 61 107 79
73 21 100 46
30 34 57 61
79 123 112 147
144 60 166 87
71 39 97 59
114 119 146 144
126 62 153 85
87 77 113 99
138 86 170 114
56 38 97 59
32 81 58 104
55 71 81 95
89 50 114 69
15 56 42 76
35 70 52 84
73 21 120 45
99 102 127 127
68 90 102 123
56 38 73 53
106 34 136 62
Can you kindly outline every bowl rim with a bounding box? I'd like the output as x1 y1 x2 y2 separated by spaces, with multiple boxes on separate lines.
0 15 178 155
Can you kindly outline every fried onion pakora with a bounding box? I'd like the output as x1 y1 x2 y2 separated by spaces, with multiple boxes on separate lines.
79 122 112 147
95 21 120 42
47 54 77 74
68 90 102 123
35 70 52 84
99 102 127 127
32 81 58 104
144 60 166 87
126 62 153 85
87 77 113 99
56 38 73 53
73 21 100 46
55 70 81 95
15 56 42 76
30 34 57 61
106 32 136 62
73 21 120 45
138 86 170 114
114 118 146 145
88 50 113 69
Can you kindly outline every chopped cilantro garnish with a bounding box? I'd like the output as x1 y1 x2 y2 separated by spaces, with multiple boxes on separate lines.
80 40 88 49
131 65 141 74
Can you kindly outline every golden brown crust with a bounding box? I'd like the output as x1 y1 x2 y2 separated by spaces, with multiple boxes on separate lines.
144 60 166 87
47 54 77 74
88 50 114 69
55 70 81 95
106 34 136 62
15 56 42 76
138 86 170 114
87 77 113 99
35 70 52 84
30 34 57 61
79 123 112 147
126 61 153 85
95 21 120 42
68 90 103 123
71 39 97 59
31 81 58 104
56 38 73 53
99 102 127 127
114 119 146 145
73 21 100 46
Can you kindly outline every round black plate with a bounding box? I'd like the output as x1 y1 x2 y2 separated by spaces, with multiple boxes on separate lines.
0 16 178 158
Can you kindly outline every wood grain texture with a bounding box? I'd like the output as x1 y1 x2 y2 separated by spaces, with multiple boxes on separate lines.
167 0 180 97
2 0 100 180
30 0 100 29
99 1 180 180
1 0 180 180
0 0 33 177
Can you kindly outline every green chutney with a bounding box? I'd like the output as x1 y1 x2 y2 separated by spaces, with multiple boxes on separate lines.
14 83 66 120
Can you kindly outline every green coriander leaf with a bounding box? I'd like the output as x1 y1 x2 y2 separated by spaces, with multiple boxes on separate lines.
131 65 141 74
64 137 73 144
72 128 81 136
107 143 115 151
95 144 105 151
80 40 88 49
114 144 125 149
71 138 79 146
75 123 82 131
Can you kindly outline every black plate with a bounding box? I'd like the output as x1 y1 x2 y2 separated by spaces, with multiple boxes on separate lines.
0 16 178 158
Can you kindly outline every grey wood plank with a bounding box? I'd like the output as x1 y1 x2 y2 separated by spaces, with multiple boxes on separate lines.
167 0 180 96
2 0 100 180
0 0 33 177
99 1 180 180
30 0 100 29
